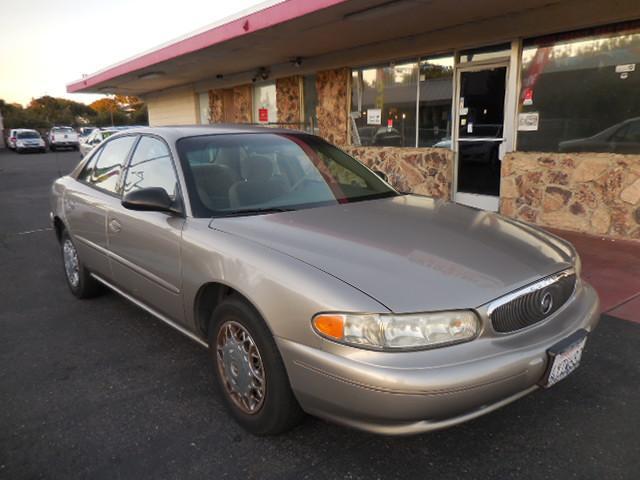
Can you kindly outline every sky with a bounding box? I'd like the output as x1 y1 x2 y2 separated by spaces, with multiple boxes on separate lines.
0 0 267 106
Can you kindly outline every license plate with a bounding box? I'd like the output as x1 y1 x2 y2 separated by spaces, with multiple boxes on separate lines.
540 329 588 388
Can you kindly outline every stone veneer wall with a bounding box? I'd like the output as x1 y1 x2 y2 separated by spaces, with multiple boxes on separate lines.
343 146 453 199
276 76 301 127
501 152 640 240
208 90 224 123
316 68 350 146
208 85 252 123
232 85 252 123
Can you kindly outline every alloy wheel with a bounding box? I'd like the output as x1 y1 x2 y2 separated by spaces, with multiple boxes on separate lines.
216 320 266 414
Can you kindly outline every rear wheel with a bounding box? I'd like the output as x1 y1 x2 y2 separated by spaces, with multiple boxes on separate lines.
60 230 101 299
208 296 304 435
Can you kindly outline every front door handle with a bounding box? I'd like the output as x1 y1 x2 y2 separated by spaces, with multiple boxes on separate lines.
108 218 122 234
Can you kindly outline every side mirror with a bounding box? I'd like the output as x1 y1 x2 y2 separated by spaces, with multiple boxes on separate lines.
373 170 388 182
122 187 176 213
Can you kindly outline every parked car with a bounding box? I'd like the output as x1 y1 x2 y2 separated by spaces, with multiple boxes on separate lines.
50 126 599 436
78 126 96 143
49 126 79 151
79 127 129 157
15 129 46 153
559 117 640 154
6 128 24 150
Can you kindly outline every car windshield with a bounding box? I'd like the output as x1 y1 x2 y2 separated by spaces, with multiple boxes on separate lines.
177 133 397 217
17 131 40 139
53 127 74 133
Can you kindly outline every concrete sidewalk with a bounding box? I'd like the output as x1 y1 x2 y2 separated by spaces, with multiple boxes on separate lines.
554 229 640 323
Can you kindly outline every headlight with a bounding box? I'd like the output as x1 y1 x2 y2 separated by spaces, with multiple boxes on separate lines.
312 310 479 351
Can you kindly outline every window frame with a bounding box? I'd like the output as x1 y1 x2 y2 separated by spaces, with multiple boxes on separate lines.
76 134 139 198
119 133 186 216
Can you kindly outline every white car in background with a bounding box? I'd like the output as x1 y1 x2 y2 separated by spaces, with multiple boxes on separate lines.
15 130 46 153
6 129 24 150
49 126 80 151
79 127 130 157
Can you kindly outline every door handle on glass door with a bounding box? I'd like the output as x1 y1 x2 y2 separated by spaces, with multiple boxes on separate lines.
108 218 122 233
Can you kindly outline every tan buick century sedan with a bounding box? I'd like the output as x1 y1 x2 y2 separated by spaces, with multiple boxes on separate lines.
50 126 600 435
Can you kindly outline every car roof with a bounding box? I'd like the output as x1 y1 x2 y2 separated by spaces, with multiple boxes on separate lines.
110 124 309 142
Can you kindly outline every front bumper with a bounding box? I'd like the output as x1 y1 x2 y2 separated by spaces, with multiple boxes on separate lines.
277 280 600 435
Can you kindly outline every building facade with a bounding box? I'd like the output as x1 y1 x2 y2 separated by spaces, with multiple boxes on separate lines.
68 0 640 241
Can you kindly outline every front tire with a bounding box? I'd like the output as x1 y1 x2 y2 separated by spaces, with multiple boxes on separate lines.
60 230 101 299
208 296 304 435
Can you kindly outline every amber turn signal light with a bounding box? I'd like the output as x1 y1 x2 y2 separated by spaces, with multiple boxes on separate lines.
313 314 345 340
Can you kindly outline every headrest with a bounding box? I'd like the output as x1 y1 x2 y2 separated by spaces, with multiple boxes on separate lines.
245 155 274 182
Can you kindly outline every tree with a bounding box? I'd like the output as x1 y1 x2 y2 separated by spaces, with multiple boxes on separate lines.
1 94 148 130
89 96 147 126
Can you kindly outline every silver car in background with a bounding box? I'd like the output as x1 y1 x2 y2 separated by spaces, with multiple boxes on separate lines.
50 126 599 435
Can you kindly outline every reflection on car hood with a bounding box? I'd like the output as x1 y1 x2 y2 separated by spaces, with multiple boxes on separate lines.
210 196 574 313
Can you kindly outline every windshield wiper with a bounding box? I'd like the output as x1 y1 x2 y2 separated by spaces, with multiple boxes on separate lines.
212 207 295 218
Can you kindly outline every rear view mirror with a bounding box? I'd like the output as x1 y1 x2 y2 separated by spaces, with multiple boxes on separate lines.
122 187 176 213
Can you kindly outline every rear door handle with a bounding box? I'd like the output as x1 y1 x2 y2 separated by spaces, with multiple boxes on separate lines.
108 218 122 233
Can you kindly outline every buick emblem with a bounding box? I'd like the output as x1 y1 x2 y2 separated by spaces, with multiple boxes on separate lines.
540 291 554 315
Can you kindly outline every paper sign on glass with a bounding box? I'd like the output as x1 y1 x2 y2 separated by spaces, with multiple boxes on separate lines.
367 108 382 125
518 112 539 131
615 64 636 73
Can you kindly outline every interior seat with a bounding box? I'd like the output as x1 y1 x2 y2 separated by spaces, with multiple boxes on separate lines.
229 155 289 208
191 164 238 210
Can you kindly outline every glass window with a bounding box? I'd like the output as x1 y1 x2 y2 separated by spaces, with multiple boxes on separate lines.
418 55 454 147
177 133 397 217
459 43 511 64
198 92 210 125
123 136 178 199
90 135 137 193
78 148 101 183
351 62 418 147
17 131 40 139
518 26 640 153
253 82 277 123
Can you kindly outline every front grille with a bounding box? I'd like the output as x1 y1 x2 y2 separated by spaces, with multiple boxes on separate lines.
490 271 576 333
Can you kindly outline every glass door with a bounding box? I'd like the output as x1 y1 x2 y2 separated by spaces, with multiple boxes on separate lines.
454 65 507 211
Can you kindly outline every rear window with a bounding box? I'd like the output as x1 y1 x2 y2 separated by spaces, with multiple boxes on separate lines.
17 131 40 139
53 127 74 133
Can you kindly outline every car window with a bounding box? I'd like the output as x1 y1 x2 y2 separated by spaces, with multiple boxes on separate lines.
17 131 40 139
78 147 103 183
89 136 137 194
623 121 640 142
177 133 397 217
122 136 178 199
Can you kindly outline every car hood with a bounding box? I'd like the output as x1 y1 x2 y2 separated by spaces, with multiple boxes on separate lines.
209 196 575 313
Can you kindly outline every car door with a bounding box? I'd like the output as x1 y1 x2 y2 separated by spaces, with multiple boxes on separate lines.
64 135 138 279
107 135 185 323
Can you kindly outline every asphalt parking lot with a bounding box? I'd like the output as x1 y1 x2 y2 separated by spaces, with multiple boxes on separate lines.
1 149 639 479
